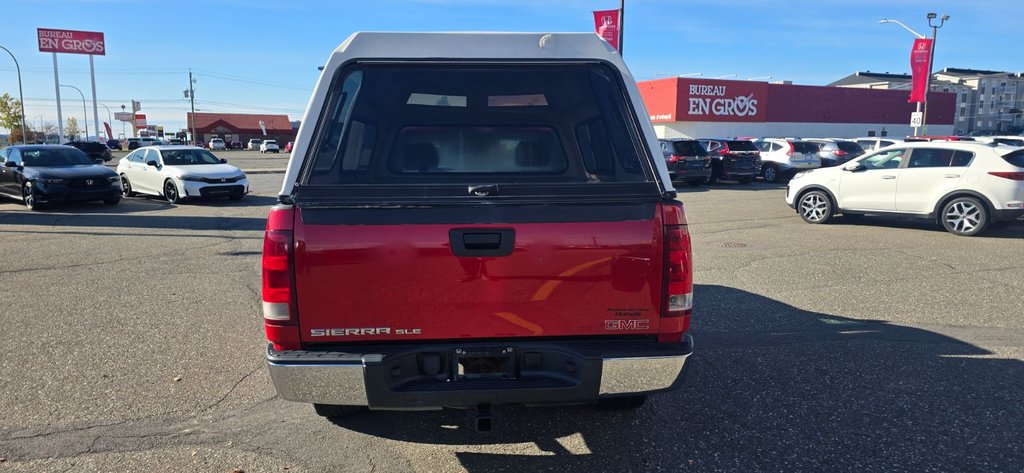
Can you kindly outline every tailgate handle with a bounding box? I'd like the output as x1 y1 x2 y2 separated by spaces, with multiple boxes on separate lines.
450 229 515 257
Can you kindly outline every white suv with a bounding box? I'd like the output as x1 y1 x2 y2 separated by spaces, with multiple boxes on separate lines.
260 139 280 153
754 138 822 183
786 142 1024 236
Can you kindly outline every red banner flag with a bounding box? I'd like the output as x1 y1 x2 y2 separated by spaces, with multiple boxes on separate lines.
104 122 113 140
908 38 933 103
593 9 620 51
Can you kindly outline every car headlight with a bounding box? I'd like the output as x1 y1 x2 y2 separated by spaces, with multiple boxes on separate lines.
36 178 66 184
792 171 810 180
177 175 204 182
107 176 120 183
235 173 247 180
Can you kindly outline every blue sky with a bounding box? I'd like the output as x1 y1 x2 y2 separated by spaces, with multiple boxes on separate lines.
1 0 1020 135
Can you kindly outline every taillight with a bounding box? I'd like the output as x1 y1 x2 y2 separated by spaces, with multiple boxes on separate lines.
719 143 731 155
786 142 795 156
832 150 847 156
668 155 682 163
262 206 300 350
989 171 1024 181
660 202 692 343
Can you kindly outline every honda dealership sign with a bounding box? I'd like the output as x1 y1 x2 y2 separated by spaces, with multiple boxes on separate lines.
37 28 106 55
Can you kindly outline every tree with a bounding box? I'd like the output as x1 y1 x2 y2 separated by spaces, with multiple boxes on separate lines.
65 117 80 140
0 93 26 142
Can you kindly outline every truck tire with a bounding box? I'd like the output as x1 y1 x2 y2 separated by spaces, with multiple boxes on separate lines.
313 403 367 419
596 395 647 410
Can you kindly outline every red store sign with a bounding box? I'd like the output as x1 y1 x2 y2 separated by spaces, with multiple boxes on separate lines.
37 28 106 55
679 79 767 122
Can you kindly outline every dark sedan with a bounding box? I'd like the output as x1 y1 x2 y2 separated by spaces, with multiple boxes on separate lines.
67 141 114 162
106 139 122 150
0 145 121 210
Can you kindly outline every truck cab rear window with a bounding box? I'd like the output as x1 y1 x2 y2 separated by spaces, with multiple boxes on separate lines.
303 63 652 186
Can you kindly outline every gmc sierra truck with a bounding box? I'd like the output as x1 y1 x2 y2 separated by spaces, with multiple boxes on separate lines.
262 32 694 431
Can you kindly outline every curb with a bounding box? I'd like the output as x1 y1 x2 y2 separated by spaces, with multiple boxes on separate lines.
242 169 287 175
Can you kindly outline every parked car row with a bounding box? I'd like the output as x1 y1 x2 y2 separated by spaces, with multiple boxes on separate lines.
0 144 249 210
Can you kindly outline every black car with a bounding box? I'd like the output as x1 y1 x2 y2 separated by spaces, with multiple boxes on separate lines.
659 139 712 186
66 141 114 162
698 138 762 184
106 139 122 150
0 145 121 210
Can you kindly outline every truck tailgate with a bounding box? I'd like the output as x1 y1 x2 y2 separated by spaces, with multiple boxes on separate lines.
293 204 665 343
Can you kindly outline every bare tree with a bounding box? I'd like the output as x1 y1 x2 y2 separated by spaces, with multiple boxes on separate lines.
66 117 80 140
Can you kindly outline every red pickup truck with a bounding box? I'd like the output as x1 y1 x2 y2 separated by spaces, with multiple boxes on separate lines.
261 32 693 431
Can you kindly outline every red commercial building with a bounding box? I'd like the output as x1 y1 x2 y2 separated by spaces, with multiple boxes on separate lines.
186 112 296 147
638 77 956 139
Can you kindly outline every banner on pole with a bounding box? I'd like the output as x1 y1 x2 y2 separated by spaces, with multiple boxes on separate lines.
593 9 620 51
908 38 933 103
104 122 113 140
37 28 106 55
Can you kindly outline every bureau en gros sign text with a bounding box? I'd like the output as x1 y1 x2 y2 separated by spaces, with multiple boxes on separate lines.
687 84 758 117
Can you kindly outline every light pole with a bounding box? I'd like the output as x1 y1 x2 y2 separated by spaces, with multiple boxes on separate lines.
880 18 925 136
99 103 113 139
60 84 88 140
0 45 27 144
923 13 949 134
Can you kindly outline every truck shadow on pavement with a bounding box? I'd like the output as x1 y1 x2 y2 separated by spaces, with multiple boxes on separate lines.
329 284 1024 471
0 211 267 232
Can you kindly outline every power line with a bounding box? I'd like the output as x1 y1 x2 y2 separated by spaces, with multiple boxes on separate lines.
192 70 310 91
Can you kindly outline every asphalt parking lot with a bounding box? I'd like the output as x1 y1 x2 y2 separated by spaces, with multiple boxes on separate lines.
1 176 1022 472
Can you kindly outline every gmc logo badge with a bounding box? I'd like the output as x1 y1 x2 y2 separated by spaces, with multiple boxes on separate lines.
605 319 650 330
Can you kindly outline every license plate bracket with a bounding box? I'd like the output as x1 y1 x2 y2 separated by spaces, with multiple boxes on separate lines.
453 347 518 380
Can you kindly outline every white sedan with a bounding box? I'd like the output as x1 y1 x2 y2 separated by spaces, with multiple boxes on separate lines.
260 140 280 153
116 146 249 203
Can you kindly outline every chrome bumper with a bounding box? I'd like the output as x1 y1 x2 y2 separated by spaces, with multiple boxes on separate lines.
266 335 693 406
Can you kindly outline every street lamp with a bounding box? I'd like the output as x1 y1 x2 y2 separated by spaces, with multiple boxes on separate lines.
880 15 949 135
60 84 88 140
923 13 950 134
0 45 27 144
99 103 113 139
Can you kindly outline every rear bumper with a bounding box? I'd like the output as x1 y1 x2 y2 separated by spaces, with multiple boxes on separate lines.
266 335 693 409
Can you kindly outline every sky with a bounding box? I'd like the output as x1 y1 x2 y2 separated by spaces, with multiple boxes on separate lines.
1 0 1021 136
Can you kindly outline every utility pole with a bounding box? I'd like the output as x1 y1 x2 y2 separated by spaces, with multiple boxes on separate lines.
922 13 949 135
188 69 197 146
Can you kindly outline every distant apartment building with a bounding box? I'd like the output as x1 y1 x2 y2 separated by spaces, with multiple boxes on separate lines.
830 68 1024 135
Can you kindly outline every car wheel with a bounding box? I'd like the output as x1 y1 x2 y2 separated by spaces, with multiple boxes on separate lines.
596 395 647 410
103 197 120 205
313 403 367 420
737 177 754 184
685 178 705 187
941 196 988 236
120 174 136 197
164 179 181 204
762 163 780 183
22 182 40 211
798 190 834 224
